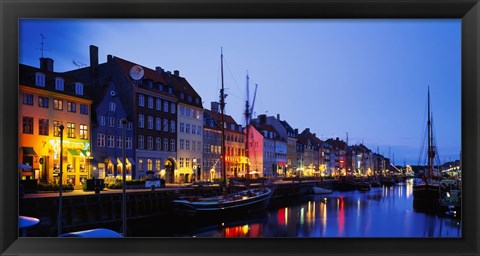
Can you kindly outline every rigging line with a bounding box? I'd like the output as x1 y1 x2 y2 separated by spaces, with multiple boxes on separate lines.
416 97 428 166
222 56 243 100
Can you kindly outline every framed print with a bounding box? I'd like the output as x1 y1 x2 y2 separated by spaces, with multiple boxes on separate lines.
1 0 479 255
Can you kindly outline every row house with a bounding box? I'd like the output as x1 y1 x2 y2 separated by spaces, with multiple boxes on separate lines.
252 124 282 177
319 141 334 176
19 58 92 189
251 114 287 176
203 102 245 180
297 128 321 176
162 69 203 183
246 124 264 177
278 120 298 177
350 144 375 176
325 137 348 176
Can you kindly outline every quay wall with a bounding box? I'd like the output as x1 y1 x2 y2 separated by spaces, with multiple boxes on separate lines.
20 181 319 236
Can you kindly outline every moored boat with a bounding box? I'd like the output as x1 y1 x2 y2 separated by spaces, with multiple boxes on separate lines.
172 187 272 217
356 181 371 191
312 186 333 194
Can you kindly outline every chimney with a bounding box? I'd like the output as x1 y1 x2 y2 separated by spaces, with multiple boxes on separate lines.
259 114 267 124
277 114 280 120
313 133 316 137
306 128 310 132
39 58 54 72
211 102 220 113
89 45 98 68
174 70 180 77
107 54 113 63
155 67 164 74
294 129 298 134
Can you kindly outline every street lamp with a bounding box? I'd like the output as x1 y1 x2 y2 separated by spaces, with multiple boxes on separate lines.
121 118 127 237
58 124 64 237
86 151 91 178
193 158 197 182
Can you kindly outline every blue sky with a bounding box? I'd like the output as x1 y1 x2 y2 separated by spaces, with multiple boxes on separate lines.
19 19 461 165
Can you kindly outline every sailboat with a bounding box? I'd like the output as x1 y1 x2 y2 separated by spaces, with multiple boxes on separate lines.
413 87 440 205
172 49 272 217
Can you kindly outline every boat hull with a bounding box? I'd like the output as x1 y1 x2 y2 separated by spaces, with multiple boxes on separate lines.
413 184 439 205
172 188 272 217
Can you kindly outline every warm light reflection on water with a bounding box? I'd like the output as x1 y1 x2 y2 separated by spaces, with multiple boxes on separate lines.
131 181 462 238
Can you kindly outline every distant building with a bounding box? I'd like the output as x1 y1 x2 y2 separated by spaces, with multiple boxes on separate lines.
326 137 348 176
297 128 321 177
19 58 92 189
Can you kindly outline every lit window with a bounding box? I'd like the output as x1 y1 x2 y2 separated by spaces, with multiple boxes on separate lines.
53 121 62 137
53 99 63 110
38 96 48 108
67 122 76 138
67 101 76 112
79 124 88 139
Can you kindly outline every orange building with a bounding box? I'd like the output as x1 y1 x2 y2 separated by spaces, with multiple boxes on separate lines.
19 58 92 189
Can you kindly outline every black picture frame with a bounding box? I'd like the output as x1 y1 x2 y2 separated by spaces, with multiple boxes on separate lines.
1 0 479 255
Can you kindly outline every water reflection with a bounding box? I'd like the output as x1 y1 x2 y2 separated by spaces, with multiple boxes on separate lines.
132 181 462 238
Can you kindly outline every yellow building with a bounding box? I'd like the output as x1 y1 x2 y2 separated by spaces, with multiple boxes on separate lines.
19 59 92 189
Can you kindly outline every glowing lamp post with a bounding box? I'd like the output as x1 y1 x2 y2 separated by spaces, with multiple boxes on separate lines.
58 124 64 237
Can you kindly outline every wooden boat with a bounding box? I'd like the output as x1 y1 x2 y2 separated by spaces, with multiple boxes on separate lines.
335 177 357 191
356 181 371 191
171 187 272 217
312 186 333 194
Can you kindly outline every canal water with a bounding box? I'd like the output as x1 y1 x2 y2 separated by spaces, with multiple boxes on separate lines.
129 180 462 238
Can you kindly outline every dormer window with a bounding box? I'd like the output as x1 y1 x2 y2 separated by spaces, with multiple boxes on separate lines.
230 124 235 131
75 82 84 95
35 72 45 87
55 77 64 91
180 93 185 100
158 84 163 91
168 87 172 94
195 98 200 104
188 95 192 102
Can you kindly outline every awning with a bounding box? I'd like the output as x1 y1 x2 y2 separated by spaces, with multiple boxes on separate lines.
22 147 37 156
106 157 117 165
127 157 136 165
68 149 80 156
117 157 123 165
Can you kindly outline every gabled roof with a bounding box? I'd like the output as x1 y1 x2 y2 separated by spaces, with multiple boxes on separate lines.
160 70 203 109
204 109 242 134
19 63 91 100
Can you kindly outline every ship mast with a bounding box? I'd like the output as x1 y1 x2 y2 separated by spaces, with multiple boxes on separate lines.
220 48 227 186
245 72 250 180
427 86 434 179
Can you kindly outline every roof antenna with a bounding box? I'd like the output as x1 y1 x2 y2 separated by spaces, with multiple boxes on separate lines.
37 34 50 58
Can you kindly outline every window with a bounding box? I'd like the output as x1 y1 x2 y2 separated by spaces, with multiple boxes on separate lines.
22 94 33 105
98 116 106 126
179 106 185 116
179 158 184 168
80 104 88 115
80 124 88 139
53 121 62 137
138 114 144 128
38 96 48 108
67 122 75 138
138 159 144 171
126 137 132 149
163 119 168 131
179 139 184 150
127 122 133 130
147 116 153 129
109 101 116 112
147 136 153 150
180 123 185 133
138 94 145 107
117 136 123 148
67 101 76 112
39 119 49 136
117 119 124 128
186 158 190 168
147 159 153 171
75 82 84 95
186 140 190 150
197 141 201 152
171 103 176 114
155 159 161 171
53 99 63 110
197 125 202 135
97 133 105 147
192 140 196 151
156 137 161 150
185 124 190 134
35 73 45 87
107 135 114 148
192 125 196 135
185 108 191 117
163 101 169 112
230 124 235 131
55 78 64 91
108 117 115 127
148 97 153 109
163 138 168 151
156 98 161 110
155 117 161 131
188 95 192 102
138 135 144 149
170 120 175 132
22 117 33 134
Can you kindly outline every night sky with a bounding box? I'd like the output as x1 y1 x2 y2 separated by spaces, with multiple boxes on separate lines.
19 19 461 165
